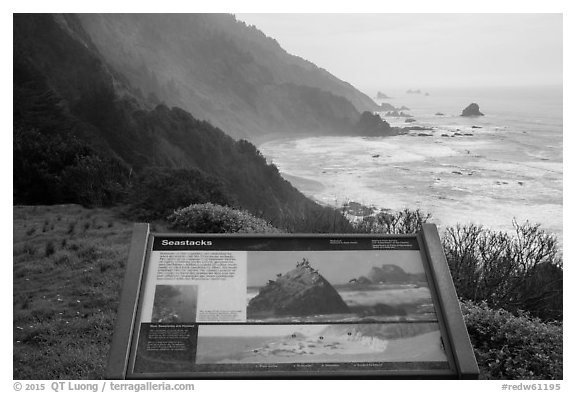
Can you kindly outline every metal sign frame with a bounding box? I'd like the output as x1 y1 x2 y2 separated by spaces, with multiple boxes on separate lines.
106 223 478 379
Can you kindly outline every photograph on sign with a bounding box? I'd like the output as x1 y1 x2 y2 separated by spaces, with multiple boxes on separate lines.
151 285 198 323
195 323 446 365
246 250 435 322
129 236 451 376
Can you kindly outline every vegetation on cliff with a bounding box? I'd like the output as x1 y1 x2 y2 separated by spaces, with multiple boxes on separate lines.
77 13 378 139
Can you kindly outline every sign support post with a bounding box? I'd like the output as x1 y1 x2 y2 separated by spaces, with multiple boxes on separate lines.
420 223 479 379
106 223 150 379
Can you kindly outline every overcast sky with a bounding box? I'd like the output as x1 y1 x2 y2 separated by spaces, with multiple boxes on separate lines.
236 13 562 92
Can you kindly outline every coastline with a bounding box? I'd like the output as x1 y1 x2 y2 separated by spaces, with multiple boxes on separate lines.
280 173 326 195
281 171 378 218
251 127 406 149
253 84 563 245
250 131 314 148
258 130 563 245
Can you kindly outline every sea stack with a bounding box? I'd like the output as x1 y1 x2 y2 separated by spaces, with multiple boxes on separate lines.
247 258 350 318
376 91 391 99
461 103 484 117
355 111 392 136
350 264 427 285
366 264 411 283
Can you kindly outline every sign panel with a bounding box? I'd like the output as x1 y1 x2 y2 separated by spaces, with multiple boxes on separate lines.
107 225 478 379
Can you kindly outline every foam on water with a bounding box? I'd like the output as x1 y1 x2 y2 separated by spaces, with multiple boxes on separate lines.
259 86 563 244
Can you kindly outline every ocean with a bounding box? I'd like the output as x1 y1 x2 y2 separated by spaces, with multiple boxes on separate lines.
259 86 563 244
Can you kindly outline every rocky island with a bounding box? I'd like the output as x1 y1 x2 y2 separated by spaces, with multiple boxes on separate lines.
247 258 350 318
461 103 484 117
384 110 413 118
355 111 396 136
350 264 427 285
379 103 411 112
379 102 396 111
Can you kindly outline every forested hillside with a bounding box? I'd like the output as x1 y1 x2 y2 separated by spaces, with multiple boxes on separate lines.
76 13 380 140
13 14 351 231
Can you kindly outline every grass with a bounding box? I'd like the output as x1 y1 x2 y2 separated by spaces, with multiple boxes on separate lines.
13 205 137 379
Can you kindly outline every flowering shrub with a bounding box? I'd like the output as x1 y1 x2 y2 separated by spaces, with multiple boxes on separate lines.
168 203 281 233
461 301 562 379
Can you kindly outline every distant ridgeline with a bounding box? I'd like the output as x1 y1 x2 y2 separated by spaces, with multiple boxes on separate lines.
76 14 386 140
13 14 359 231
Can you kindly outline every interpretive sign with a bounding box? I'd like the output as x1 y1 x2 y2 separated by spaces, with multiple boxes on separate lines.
106 224 479 379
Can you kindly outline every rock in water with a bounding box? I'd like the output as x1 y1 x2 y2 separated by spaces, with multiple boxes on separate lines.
367 264 411 283
461 103 484 117
379 102 396 111
350 263 427 284
247 259 350 318
355 111 393 136
376 91 391 99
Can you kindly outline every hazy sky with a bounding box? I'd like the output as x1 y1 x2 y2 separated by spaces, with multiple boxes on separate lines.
236 13 562 92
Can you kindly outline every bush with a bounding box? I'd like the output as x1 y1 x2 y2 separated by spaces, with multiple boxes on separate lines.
461 301 562 379
168 203 281 233
126 167 231 220
44 241 56 257
443 220 562 320
354 208 432 234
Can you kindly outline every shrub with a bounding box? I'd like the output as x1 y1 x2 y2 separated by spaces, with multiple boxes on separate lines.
67 222 76 235
126 167 231 220
461 301 562 379
44 241 56 257
443 220 562 320
15 243 36 256
354 208 432 234
168 203 281 233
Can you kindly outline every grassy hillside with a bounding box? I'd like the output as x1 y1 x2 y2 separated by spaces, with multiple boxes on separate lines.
13 205 136 379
